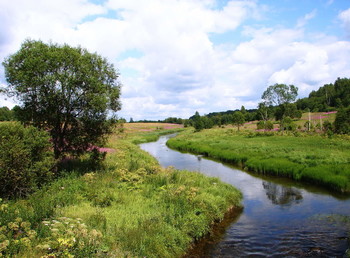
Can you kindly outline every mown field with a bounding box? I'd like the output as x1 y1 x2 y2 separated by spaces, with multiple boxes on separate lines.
167 128 350 193
0 123 242 257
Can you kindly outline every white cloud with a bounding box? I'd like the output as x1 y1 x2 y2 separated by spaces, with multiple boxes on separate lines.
339 8 350 36
1 0 350 120
296 9 317 28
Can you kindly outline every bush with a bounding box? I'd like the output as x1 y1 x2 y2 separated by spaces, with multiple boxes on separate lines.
257 120 274 130
0 122 54 198
280 116 296 131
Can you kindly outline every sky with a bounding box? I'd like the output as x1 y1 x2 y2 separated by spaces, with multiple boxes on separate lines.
0 0 350 120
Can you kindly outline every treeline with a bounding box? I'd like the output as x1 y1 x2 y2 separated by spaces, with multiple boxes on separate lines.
184 77 350 133
296 77 350 112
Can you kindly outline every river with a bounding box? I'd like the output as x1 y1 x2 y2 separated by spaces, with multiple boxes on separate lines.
140 134 350 257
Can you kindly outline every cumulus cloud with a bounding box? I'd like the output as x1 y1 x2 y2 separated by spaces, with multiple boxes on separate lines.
1 0 350 120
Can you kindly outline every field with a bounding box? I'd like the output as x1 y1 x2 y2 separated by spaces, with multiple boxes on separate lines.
0 123 242 257
167 128 350 193
237 111 337 131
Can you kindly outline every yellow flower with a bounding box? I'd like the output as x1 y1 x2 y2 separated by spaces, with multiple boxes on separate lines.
0 240 9 252
7 222 19 231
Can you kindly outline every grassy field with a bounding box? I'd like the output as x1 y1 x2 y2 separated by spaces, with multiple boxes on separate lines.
237 111 337 131
0 123 242 257
167 128 350 193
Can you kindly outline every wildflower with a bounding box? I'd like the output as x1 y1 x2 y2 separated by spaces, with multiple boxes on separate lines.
0 240 10 252
20 237 31 247
27 230 37 240
20 221 31 230
36 243 51 251
7 222 19 231
42 221 51 226
14 217 22 224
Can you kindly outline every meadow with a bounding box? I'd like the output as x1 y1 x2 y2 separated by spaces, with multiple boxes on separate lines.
167 128 350 193
0 123 242 257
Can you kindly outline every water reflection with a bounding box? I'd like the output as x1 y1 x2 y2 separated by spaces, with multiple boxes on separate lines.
140 134 350 257
262 181 303 206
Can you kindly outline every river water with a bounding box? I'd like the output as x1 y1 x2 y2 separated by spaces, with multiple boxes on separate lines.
140 134 350 257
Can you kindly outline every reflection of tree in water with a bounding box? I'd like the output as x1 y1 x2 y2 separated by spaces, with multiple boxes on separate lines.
262 181 303 206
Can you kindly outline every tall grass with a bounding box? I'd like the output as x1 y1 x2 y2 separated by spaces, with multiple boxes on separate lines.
167 128 350 193
0 125 242 257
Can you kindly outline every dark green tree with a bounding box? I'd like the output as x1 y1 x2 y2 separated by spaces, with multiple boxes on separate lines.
0 106 14 121
334 107 350 134
275 103 301 121
2 39 121 159
334 77 350 107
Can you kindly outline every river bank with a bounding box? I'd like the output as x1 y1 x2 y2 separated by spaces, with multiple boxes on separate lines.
167 128 350 193
0 124 242 257
141 133 350 257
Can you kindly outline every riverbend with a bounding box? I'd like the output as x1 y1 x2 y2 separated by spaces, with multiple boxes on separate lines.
140 134 350 257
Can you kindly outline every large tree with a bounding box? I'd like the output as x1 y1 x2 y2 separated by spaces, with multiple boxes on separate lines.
262 83 298 106
261 84 298 128
2 40 121 158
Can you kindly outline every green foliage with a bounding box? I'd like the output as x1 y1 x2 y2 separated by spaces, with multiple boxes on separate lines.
257 120 274 130
0 129 242 257
262 83 298 106
189 112 214 131
167 129 350 193
232 111 245 131
0 107 14 121
38 217 103 257
0 200 103 257
0 203 38 256
334 77 350 107
0 122 54 198
257 102 273 122
163 117 183 124
275 103 302 121
334 107 350 134
280 116 297 131
2 39 121 159
296 77 350 111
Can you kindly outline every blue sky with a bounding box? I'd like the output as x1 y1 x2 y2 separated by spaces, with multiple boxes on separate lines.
1 0 350 120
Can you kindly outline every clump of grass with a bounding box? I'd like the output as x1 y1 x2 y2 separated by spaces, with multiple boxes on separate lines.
167 128 350 193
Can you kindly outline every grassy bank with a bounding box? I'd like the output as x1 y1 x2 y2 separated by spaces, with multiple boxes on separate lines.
167 128 350 193
0 124 242 257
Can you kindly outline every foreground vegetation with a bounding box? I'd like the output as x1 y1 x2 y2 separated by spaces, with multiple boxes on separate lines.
167 128 350 193
0 124 242 257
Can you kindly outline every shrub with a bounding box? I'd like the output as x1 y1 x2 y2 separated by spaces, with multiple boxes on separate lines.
0 122 54 198
257 120 274 130
280 116 297 131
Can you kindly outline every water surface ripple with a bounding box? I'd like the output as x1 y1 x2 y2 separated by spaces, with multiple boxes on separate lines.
140 134 350 257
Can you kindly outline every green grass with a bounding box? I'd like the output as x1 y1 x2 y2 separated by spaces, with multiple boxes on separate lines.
167 128 350 193
0 126 242 257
